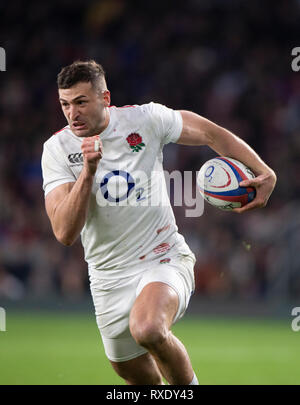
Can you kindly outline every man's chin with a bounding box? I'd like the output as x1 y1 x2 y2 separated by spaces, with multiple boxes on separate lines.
71 126 92 137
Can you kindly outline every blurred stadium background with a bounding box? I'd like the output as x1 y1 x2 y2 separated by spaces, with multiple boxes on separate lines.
0 0 300 385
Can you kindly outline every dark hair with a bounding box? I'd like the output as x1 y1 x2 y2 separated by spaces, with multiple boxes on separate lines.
57 60 106 92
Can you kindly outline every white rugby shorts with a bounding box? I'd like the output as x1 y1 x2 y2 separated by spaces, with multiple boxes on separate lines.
89 253 195 362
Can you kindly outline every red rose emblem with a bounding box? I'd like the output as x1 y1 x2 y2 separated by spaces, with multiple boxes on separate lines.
126 133 145 152
126 133 142 146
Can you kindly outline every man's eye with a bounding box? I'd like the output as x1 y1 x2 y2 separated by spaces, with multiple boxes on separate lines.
62 103 68 107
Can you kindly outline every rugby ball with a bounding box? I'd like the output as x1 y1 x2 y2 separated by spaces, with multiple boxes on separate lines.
197 157 256 210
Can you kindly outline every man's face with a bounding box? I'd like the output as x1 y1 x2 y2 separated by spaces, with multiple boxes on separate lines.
59 81 110 137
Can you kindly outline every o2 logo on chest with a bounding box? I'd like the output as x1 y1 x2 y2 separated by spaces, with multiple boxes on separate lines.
96 170 146 206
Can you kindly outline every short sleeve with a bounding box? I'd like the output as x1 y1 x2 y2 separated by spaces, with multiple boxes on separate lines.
41 142 76 196
146 102 183 144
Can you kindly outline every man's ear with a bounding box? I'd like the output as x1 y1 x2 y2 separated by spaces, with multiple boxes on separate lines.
102 90 111 107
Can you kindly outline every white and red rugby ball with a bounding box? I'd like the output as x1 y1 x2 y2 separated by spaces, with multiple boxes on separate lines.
197 157 256 210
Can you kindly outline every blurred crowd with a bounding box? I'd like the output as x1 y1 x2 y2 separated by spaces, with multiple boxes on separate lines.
0 0 300 302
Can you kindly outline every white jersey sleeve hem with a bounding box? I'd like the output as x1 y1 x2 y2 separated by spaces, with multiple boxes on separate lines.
166 110 183 144
44 179 76 197
41 140 76 197
145 102 183 145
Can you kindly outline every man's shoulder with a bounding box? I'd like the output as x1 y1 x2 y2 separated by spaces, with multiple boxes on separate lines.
53 126 70 136
111 102 165 127
44 125 71 147
111 102 160 117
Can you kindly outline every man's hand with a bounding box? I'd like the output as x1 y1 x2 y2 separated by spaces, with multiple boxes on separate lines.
233 170 277 214
81 135 103 176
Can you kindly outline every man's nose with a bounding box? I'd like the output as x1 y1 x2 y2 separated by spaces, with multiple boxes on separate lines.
69 105 79 121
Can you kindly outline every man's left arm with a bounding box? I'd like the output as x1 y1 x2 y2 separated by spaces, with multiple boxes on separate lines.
177 110 277 213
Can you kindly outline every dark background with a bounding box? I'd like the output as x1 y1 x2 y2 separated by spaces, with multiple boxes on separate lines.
0 0 299 315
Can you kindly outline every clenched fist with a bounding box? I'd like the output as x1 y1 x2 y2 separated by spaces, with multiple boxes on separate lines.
81 135 103 176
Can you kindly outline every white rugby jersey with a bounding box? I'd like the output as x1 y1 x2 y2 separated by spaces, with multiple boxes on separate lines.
42 102 194 278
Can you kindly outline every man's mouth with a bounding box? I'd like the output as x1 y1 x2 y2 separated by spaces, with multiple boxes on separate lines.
72 122 87 130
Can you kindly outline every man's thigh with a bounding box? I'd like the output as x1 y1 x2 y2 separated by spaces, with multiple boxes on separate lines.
89 254 195 361
129 281 179 347
89 274 148 362
134 254 195 325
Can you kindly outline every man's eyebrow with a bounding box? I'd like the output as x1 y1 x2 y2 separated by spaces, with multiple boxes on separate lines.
59 95 88 102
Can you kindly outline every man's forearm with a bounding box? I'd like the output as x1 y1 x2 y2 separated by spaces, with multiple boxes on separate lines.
179 111 275 178
206 123 275 178
52 168 94 246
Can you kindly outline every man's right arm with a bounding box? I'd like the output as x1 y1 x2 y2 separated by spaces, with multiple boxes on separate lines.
45 168 93 246
44 135 102 246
